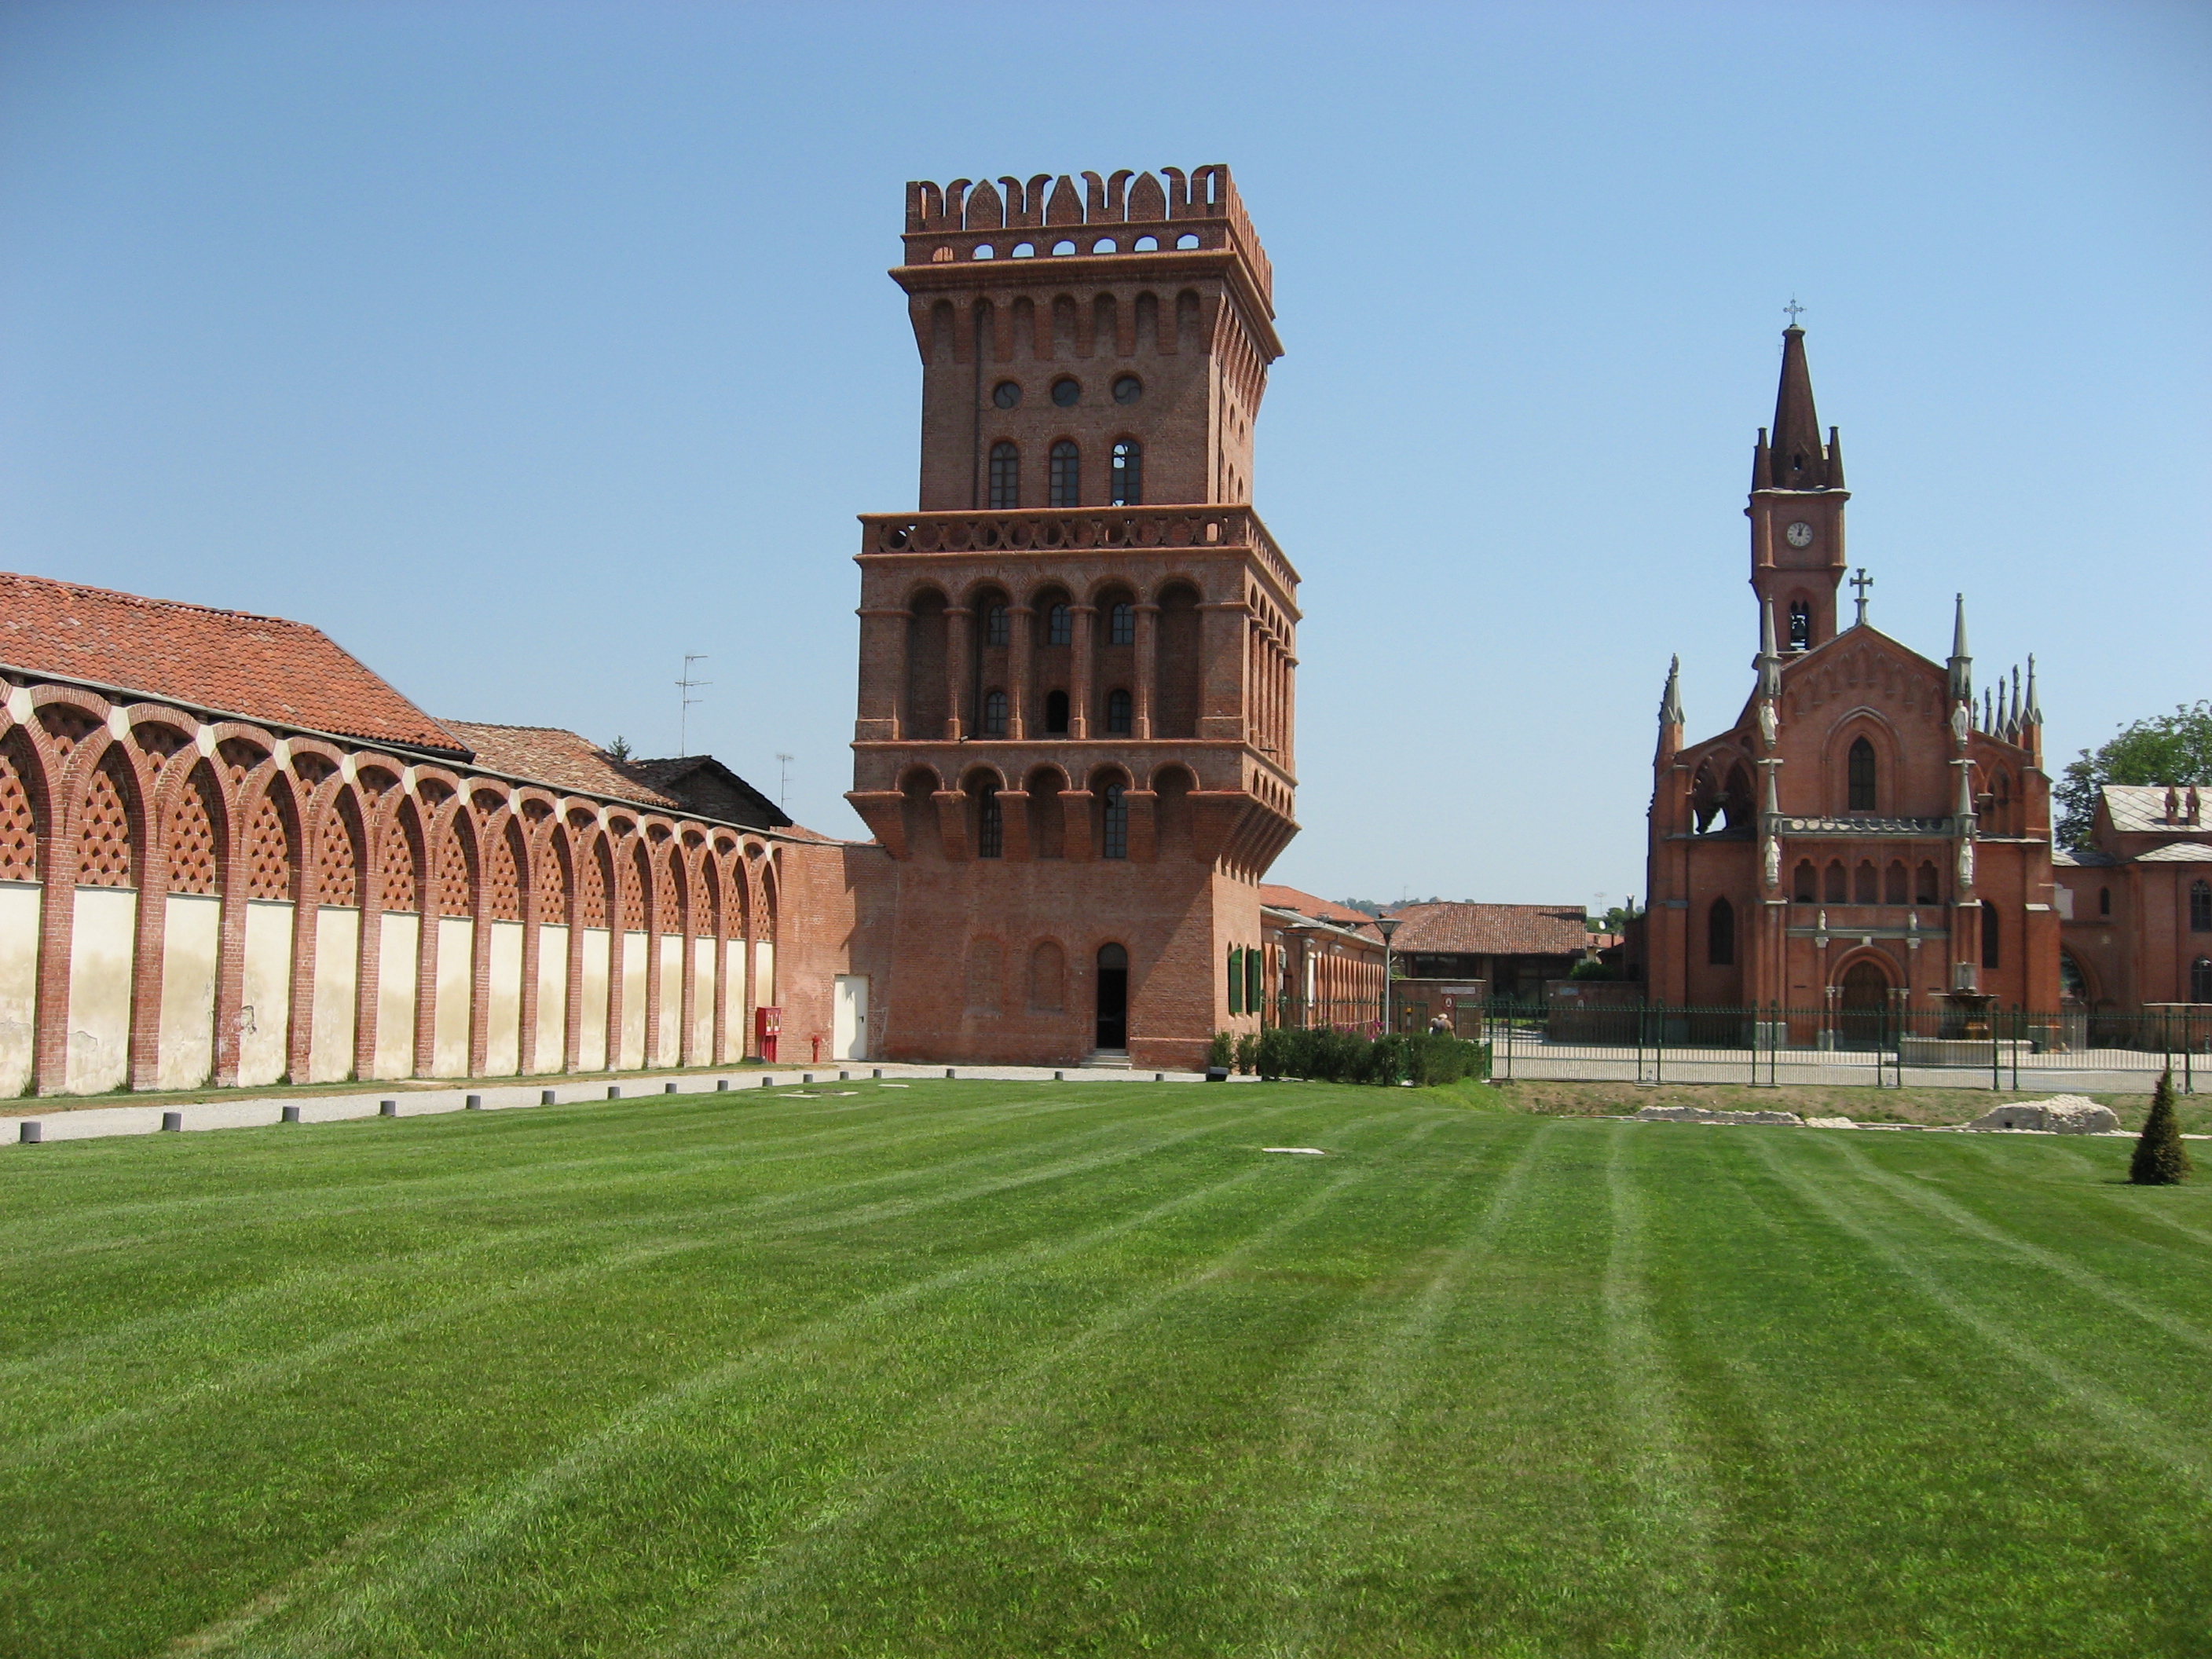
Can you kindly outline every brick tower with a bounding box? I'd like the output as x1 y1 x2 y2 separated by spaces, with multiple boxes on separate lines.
847 165 1298 1069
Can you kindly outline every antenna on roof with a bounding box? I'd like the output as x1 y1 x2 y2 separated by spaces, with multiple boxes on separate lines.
775 752 794 808
677 654 711 756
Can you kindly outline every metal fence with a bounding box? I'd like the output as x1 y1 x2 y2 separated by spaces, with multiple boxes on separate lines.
1477 1001 2208 1093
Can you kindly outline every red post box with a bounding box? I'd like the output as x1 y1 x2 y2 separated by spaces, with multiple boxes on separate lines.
754 1005 782 1062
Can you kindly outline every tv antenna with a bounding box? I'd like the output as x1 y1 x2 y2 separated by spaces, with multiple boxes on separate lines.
676 654 710 756
775 752 794 808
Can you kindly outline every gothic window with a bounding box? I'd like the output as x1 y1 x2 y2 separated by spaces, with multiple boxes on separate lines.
1101 784 1128 859
978 791 1003 859
1982 905 2001 971
1848 738 1876 811
1105 689 1133 734
988 442 1020 511
1109 441 1142 506
1793 860 1817 903
1884 861 1908 905
2193 958 2212 1004
2099 885 2111 917
1108 601 1135 646
1854 861 1877 905
981 690 1008 737
1707 896 1734 966
1049 441 1080 507
1044 690 1070 735
2192 879 2212 932
1917 861 1940 905
985 604 1010 647
1046 602 1072 646
1826 860 1847 903
1788 600 1811 651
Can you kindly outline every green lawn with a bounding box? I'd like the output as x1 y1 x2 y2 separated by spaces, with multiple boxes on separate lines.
2 1082 2207 1657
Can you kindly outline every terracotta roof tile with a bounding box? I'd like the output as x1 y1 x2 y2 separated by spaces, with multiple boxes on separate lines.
1385 902 1591 957
440 723 683 808
0 570 466 756
1258 884 1382 936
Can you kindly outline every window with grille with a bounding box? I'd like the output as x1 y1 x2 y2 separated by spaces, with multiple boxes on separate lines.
1108 602 1135 646
1109 441 1142 506
978 792 1002 859
1102 785 1127 859
985 604 1010 647
980 690 1008 736
1105 689 1133 734
1046 603 1071 646
1848 738 1876 811
988 442 1020 510
1049 441 1080 507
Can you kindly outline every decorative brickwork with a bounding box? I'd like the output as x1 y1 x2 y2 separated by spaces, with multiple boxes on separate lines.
316 804 360 906
621 843 647 932
656 845 682 936
534 833 569 922
576 835 608 928
242 789 294 901
0 736 38 882
484 822 523 922
379 815 420 911
76 755 136 887
39 705 97 760
168 767 222 895
435 825 473 916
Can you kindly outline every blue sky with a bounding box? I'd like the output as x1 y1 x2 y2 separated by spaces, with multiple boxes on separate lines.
3 1 2206 910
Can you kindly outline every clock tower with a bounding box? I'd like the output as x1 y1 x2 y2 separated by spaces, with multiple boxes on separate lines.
1748 324 1848 651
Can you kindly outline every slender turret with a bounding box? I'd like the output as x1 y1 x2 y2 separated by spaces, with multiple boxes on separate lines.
1946 593 1972 707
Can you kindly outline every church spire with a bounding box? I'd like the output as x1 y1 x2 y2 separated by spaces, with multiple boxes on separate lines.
1658 654 1684 727
1947 593 1972 706
1763 326 1837 489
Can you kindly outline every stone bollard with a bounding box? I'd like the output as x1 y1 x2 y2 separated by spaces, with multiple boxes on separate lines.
281 1105 302 1123
1155 1073 1166 1082
466 1094 483 1110
840 1071 850 1081
946 1068 956 1079
607 1086 621 1100
802 1073 814 1084
541 1089 557 1104
1054 1071 1064 1081
716 1079 729 1091
380 1100 398 1117
873 1068 882 1079
760 1075 773 1088
665 1082 679 1093
19 1121 41 1144
161 1111 182 1132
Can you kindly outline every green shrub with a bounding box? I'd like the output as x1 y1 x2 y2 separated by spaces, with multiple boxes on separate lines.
1567 957 1616 981
1255 1024 1292 1080
1234 1032 1259 1075
1205 1031 1234 1070
2131 1069 2193 1185
1244 1026 1489 1088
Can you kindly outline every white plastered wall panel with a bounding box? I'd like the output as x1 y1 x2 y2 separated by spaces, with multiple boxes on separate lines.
0 884 43 1097
754 940 775 1008
374 912 419 1079
432 916 473 1077
308 906 359 1083
723 938 745 1057
485 920 523 1075
691 937 714 1060
577 928 610 1071
618 932 647 1069
156 893 220 1090
656 934 682 1064
237 899 293 1088
533 924 568 1074
66 887 137 1093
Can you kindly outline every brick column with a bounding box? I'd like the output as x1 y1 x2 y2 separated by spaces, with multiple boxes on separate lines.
1068 605 1095 739
944 606 972 741
1007 606 1031 740
353 832 384 1082
286 837 320 1084
126 796 170 1093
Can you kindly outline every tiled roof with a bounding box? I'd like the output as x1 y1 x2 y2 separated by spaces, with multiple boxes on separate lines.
1258 884 1382 936
441 723 683 808
0 570 466 756
2053 846 2116 867
2137 841 2212 863
1385 902 1592 957
2103 784 2209 835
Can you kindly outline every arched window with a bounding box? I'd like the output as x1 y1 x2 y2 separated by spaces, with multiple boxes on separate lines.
2099 885 2111 917
2192 958 2212 1004
2192 879 2211 932
980 690 1008 736
1101 784 1128 859
1108 601 1135 646
1788 599 1811 650
1917 861 1940 905
1707 896 1734 966
1826 860 1847 903
1794 860 1817 903
1982 904 2001 970
1110 440 1142 506
1848 738 1876 811
1049 441 1080 507
1044 690 1070 735
1854 861 1877 904
977 789 1003 859
1105 689 1133 734
988 441 1020 511
985 604 1010 647
1884 861 1908 905
1046 602 1072 646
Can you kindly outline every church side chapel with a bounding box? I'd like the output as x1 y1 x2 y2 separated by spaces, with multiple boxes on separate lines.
1640 324 2062 1042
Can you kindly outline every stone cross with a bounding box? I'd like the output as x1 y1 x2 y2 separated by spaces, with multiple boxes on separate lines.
1850 568 1873 626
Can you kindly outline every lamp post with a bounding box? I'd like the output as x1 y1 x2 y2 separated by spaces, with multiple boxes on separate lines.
1375 914 1402 1035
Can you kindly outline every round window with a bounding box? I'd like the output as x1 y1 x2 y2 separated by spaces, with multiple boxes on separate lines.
1112 375 1142 405
991 381 1021 409
1050 378 1081 408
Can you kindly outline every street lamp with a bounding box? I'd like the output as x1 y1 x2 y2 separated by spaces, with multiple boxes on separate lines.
1375 914 1402 1035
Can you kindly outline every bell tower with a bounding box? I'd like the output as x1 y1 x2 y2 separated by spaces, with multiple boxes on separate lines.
1748 324 1849 652
847 166 1299 1070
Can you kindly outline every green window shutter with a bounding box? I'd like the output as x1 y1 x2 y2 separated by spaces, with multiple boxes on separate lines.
1228 945 1243 1015
1246 948 1262 1017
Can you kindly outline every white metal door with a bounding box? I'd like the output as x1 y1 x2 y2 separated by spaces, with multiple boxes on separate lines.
833 974 869 1060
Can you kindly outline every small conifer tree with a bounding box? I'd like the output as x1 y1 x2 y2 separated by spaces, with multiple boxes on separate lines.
2130 1069 2192 1186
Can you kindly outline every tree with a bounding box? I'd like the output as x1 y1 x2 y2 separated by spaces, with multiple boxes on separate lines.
606 734 633 761
2056 701 2212 849
2130 1069 2192 1186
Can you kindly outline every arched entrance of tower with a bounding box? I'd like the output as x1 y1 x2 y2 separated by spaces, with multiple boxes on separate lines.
1836 955 1893 1051
1095 943 1129 1053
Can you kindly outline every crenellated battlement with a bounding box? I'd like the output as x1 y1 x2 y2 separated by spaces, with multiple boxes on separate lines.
901 165 1272 307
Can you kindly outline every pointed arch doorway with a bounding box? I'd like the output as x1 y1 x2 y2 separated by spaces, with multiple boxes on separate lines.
1095 943 1129 1051
1837 958 1892 1051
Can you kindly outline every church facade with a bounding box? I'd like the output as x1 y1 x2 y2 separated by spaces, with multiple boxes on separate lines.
1639 327 2063 1031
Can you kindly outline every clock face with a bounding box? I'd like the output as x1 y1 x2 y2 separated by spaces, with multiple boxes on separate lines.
1784 520 1815 549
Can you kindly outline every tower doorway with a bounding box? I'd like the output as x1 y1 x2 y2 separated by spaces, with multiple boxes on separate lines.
1095 943 1129 1050
1837 959 1891 1050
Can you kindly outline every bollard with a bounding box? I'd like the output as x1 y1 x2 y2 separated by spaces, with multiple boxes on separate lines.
607 1086 621 1100
716 1079 729 1091
161 1111 183 1132
1155 1072 1165 1082
380 1100 398 1117
760 1075 773 1088
802 1073 814 1084
840 1071 850 1081
19 1121 41 1144
873 1068 882 1079
946 1068 956 1079
466 1094 483 1110
281 1104 302 1123
541 1089 556 1104
1054 1071 1064 1081
665 1082 679 1093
